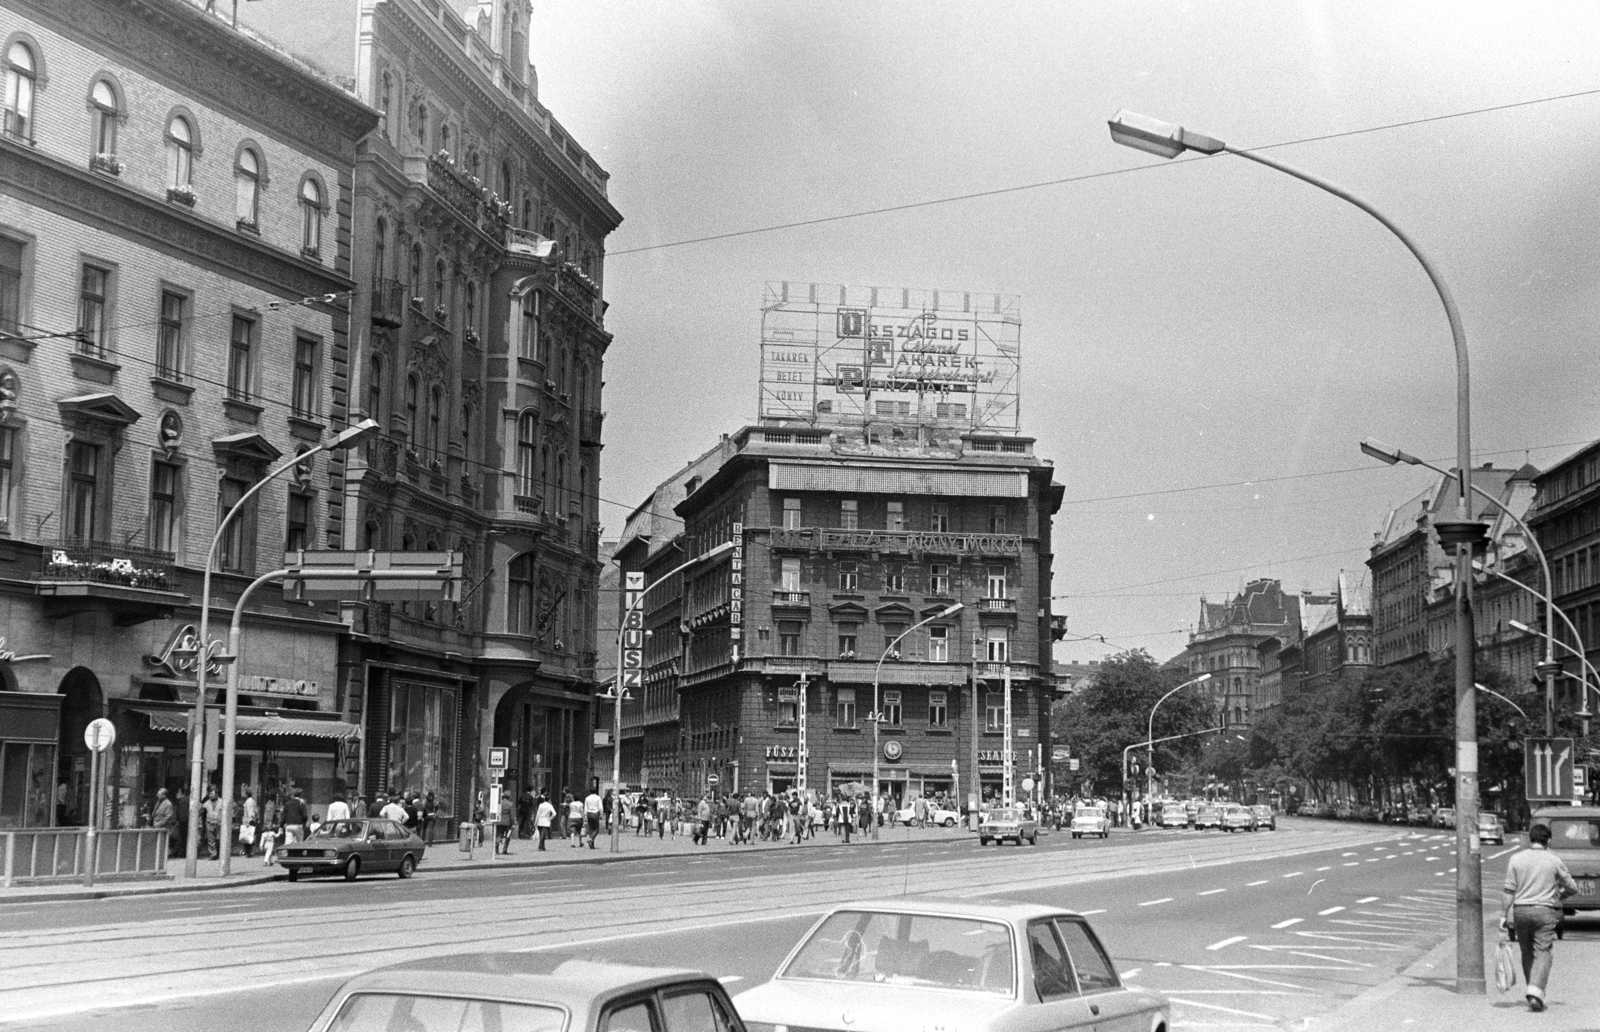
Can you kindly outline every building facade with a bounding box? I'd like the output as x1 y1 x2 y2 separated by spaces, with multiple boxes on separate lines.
0 0 376 828
615 423 1063 808
1183 579 1321 726
238 0 622 818
1526 443 1600 719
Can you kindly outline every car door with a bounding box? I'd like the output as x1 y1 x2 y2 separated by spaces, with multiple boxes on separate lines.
1020 919 1097 1030
1054 919 1151 1032
658 983 745 1032
601 996 661 1032
368 820 401 869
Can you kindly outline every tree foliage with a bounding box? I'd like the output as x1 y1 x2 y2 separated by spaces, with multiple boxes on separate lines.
1053 651 1213 796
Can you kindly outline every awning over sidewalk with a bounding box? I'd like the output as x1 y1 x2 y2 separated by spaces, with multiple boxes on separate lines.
130 708 359 739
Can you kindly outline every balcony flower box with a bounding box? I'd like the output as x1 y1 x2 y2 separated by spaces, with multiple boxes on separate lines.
166 185 197 207
90 153 124 175
433 304 448 322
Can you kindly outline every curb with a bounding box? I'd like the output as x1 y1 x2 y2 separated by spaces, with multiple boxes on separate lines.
0 869 281 906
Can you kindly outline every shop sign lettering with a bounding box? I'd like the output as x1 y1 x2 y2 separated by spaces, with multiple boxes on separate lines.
245 675 320 698
0 636 50 663
143 624 227 680
766 745 798 761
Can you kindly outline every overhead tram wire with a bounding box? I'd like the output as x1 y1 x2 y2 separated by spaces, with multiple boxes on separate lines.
604 86 1600 258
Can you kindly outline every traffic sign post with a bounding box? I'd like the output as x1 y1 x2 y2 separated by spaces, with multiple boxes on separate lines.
1526 737 1576 802
82 719 115 887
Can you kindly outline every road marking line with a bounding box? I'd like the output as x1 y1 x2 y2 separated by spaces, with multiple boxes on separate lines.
1271 919 1303 929
1198 888 1228 896
1179 965 1311 990
1166 997 1277 1021
1357 897 1379 903
1139 897 1175 906
1247 880 1269 886
1488 846 1520 860
1282 872 1303 878
1384 855 1397 859
1342 852 1358 857
1155 961 1172 967
1080 909 1107 915
1207 936 1248 951
1425 856 1439 861
1447 867 1457 873
1434 871 1446 876
1343 862 1360 867
1365 858 1380 863
1122 967 1142 978
1315 866 1331 872
1318 907 1345 916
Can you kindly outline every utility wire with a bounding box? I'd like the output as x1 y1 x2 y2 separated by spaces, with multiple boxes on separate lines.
606 86 1600 258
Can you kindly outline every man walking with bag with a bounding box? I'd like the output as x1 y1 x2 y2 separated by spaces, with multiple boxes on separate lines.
1500 821 1579 1012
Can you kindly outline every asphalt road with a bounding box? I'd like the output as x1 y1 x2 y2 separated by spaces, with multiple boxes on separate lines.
0 820 1537 1032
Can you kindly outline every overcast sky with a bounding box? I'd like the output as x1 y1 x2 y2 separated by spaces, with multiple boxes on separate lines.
527 1 1600 664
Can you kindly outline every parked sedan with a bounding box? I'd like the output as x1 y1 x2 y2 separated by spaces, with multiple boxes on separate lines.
1434 807 1457 830
1193 803 1222 830
1477 812 1505 845
979 808 1038 846
307 954 744 1032
1220 805 1256 833
1250 804 1276 831
735 899 1169 1032
1533 805 1600 918
276 818 426 882
895 804 962 828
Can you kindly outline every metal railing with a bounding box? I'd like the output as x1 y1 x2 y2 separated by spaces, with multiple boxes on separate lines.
772 590 811 606
36 538 176 591
1 828 170 887
370 278 406 326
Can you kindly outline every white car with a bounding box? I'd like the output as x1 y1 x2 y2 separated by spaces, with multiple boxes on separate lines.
895 804 962 828
735 899 1169 1032
1070 807 1109 839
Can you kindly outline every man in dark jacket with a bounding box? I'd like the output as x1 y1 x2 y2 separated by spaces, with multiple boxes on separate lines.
279 788 308 843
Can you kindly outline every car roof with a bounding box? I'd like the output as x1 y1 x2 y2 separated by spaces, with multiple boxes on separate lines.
821 896 1085 924
332 954 712 1006
1532 805 1600 819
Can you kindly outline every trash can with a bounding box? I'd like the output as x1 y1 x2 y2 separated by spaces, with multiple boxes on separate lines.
458 822 475 852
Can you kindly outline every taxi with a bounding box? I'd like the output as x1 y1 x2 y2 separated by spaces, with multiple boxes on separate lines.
1220 804 1256 832
1193 803 1222 830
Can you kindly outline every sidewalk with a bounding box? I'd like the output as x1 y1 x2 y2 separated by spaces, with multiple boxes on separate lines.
1321 916 1600 1032
0 819 977 904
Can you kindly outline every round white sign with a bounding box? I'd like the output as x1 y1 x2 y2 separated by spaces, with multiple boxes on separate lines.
1022 777 1035 793
707 774 720 786
84 718 116 753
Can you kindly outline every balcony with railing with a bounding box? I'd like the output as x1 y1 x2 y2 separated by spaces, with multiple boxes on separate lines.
771 590 811 609
976 597 1018 615
33 538 185 623
579 408 604 446
768 527 1023 557
424 152 510 238
370 278 406 327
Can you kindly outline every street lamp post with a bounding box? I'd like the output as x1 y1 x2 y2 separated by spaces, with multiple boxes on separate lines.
1363 438 1561 735
1110 110 1487 993
609 541 734 854
1142 673 1211 807
1510 619 1600 726
872 602 963 839
195 419 378 879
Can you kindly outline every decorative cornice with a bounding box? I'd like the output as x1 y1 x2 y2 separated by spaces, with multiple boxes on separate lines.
0 137 354 302
14 0 378 166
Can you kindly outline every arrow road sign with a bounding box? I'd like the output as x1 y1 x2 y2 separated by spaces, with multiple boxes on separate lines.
1526 737 1575 802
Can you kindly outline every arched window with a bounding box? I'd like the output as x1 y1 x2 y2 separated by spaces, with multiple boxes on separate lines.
367 354 382 422
4 41 36 142
428 384 442 454
464 280 476 337
90 79 118 157
373 217 387 284
521 197 531 230
166 115 194 191
516 412 537 498
433 259 446 312
439 122 450 155
508 553 535 635
499 161 512 201
409 243 421 298
404 374 418 447
235 147 261 227
299 176 323 256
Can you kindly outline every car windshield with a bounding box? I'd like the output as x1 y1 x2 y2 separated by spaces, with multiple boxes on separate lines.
988 810 1019 822
326 993 564 1032
1076 808 1103 818
1548 818 1600 849
313 821 367 839
781 911 1014 995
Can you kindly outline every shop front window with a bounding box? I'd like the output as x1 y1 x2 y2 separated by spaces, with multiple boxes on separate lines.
388 680 458 811
0 741 55 829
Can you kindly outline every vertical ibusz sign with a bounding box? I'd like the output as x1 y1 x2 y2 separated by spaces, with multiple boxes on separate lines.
759 282 1022 430
622 571 644 692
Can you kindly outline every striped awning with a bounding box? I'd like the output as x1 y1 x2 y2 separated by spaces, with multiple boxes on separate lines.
132 708 359 739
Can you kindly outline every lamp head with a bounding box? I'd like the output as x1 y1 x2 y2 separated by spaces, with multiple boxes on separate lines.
330 418 382 451
1509 619 1534 635
1194 672 1212 684
1359 437 1422 467
1108 110 1226 159
937 602 965 619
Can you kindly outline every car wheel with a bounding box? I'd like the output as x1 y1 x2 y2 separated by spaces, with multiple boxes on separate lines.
343 855 360 881
1029 832 1038 845
398 854 416 879
943 818 955 828
980 836 990 846
287 869 299 883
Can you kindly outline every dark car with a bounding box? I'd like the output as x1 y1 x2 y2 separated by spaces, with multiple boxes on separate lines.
307 954 743 1032
276 818 426 882
1193 803 1222 830
1249 804 1276 831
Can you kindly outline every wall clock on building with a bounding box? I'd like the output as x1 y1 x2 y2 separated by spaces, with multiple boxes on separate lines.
882 740 903 761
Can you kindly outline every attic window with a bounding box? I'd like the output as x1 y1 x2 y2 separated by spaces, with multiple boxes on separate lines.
685 476 700 495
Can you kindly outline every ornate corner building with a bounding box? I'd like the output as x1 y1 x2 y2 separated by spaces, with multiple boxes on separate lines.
237 0 622 816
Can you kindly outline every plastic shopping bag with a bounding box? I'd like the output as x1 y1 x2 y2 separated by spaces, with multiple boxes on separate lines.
1494 934 1518 994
